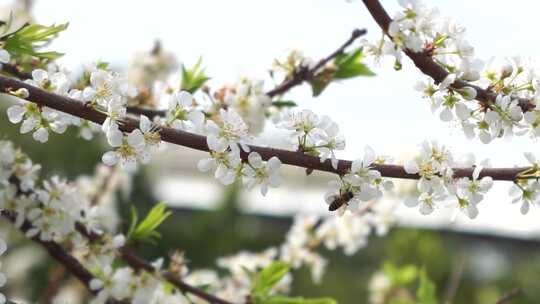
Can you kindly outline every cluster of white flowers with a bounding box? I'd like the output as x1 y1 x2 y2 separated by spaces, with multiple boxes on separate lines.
363 0 540 143
403 141 494 219
272 50 317 77
7 70 72 142
3 64 172 172
164 90 205 132
509 153 540 214
216 77 272 135
197 98 282 195
210 208 397 302
324 146 393 215
0 139 221 303
279 109 346 169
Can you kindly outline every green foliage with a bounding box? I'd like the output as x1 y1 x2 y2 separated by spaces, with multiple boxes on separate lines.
250 262 337 304
309 68 335 97
333 47 375 79
127 202 172 244
417 268 437 304
383 263 418 286
309 47 374 97
181 57 210 93
2 22 68 60
252 261 290 297
272 100 298 108
378 263 438 304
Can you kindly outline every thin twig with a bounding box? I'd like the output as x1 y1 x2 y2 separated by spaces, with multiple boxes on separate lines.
73 225 233 304
360 0 535 112
495 287 522 304
6 176 232 304
1 63 32 80
266 28 366 98
1 213 127 304
127 28 367 118
0 75 531 181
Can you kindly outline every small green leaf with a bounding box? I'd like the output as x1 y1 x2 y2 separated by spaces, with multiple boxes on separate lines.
309 69 336 97
416 268 437 304
127 202 172 244
127 205 139 238
333 47 375 79
3 22 68 60
333 64 375 79
272 100 297 108
383 263 417 286
181 56 210 93
251 262 290 297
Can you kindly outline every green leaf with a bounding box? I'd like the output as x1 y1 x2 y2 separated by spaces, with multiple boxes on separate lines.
127 202 172 244
251 262 290 297
263 296 337 304
3 22 68 60
334 63 375 79
181 56 210 93
272 100 297 108
416 268 437 304
383 263 418 286
333 47 375 79
309 69 336 97
127 205 139 238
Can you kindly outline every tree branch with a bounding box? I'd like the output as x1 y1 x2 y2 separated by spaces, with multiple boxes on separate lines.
0 75 531 181
1 63 32 80
266 28 366 98
4 176 234 304
75 223 234 304
1 213 126 304
126 28 367 118
361 0 535 112
496 287 522 304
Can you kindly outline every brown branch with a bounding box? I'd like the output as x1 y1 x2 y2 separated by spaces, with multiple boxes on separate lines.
4 177 233 304
1 213 126 304
266 28 366 98
119 248 234 304
496 287 522 304
361 0 535 112
0 75 531 181
1 63 32 80
39 265 66 304
74 225 234 304
127 28 367 118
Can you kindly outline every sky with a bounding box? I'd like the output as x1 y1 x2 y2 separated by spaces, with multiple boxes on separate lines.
6 0 540 238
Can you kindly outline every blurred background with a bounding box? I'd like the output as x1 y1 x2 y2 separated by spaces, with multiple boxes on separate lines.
0 0 539 303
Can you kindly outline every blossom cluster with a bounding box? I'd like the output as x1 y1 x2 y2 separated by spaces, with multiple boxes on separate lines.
214 206 397 302
0 137 400 303
403 141 495 219
279 109 346 169
209 77 272 135
363 0 540 143
509 153 540 214
2 51 289 195
324 146 393 216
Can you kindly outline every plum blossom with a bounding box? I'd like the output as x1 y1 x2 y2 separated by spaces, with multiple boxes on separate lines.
165 90 204 131
102 129 146 171
206 108 251 153
241 152 281 196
